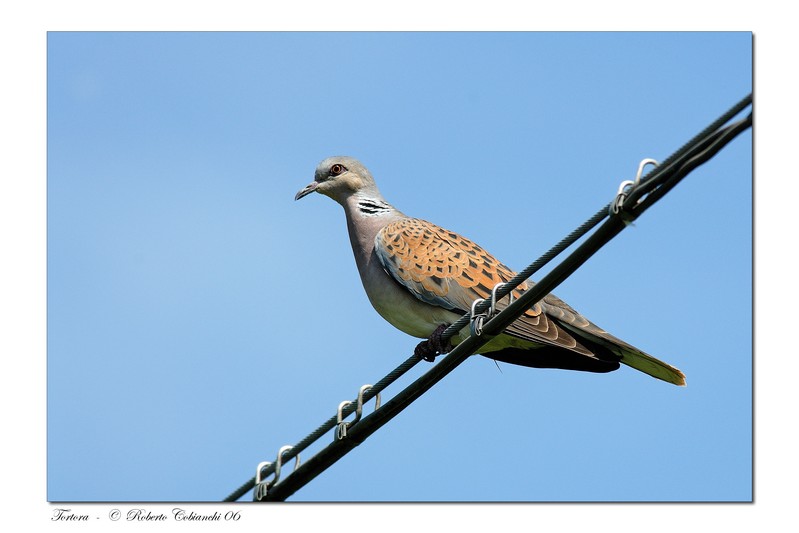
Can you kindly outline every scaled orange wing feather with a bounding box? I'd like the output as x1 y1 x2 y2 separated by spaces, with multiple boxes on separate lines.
374 218 592 355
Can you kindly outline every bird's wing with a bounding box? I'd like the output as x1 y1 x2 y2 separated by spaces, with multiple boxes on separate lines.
539 292 686 385
374 217 685 384
373 218 595 355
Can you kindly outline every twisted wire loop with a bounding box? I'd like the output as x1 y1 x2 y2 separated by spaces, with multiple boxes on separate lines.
469 298 487 337
335 385 382 441
356 384 382 418
489 282 515 316
335 401 353 440
610 158 659 222
253 461 272 501
470 282 517 337
253 445 301 501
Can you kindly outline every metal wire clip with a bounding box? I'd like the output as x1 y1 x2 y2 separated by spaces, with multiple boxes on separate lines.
471 282 517 337
253 461 273 501
253 445 301 501
610 158 659 221
489 282 515 316
335 385 382 441
469 298 488 337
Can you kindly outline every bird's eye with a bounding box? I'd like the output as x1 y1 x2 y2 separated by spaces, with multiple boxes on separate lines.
330 163 346 176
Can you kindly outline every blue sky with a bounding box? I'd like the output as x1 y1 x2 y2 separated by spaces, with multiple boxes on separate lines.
45 32 752 503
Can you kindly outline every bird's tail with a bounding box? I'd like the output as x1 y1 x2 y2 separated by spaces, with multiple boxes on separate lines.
618 347 686 386
558 321 687 386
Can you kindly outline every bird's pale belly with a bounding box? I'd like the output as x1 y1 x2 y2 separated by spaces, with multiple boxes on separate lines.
361 262 538 354
366 270 461 339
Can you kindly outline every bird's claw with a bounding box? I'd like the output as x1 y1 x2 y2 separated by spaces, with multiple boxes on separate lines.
414 324 453 362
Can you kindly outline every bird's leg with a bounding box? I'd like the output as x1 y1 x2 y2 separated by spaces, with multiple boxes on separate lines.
414 324 453 362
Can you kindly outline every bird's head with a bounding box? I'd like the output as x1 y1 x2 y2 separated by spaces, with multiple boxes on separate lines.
295 156 380 205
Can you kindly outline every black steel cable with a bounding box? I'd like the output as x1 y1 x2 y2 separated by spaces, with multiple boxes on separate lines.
223 353 421 502
626 94 752 207
225 199 610 502
225 94 752 502
435 92 751 344
635 112 752 213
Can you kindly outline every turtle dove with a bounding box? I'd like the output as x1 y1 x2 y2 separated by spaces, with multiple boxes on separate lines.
295 156 685 386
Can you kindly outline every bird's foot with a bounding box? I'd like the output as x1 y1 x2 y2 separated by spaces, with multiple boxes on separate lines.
414 324 453 362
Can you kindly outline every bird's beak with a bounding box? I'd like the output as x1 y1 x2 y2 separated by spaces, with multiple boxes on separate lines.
294 181 318 201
